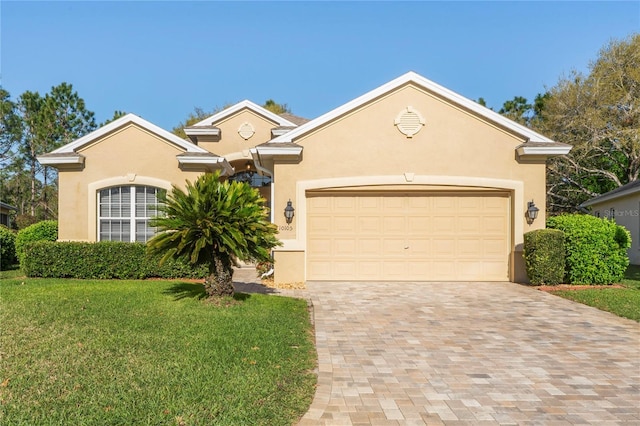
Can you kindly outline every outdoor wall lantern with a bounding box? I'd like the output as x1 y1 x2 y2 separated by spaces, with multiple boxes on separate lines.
526 200 539 225
284 200 295 224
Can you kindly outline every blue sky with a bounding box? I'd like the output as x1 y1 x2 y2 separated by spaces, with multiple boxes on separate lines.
2 1 638 130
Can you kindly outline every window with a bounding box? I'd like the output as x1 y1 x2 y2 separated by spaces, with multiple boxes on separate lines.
98 186 164 242
0 213 9 227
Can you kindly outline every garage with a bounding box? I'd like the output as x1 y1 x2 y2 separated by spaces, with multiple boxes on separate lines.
306 191 510 281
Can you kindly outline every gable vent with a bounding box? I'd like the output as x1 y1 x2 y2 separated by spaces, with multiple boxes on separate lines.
394 106 425 138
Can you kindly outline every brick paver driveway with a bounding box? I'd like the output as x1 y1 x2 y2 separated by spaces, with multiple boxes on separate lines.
297 281 640 425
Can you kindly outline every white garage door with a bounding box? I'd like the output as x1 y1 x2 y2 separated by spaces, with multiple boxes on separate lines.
307 192 510 281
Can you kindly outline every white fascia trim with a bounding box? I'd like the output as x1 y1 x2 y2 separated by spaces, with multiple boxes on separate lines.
51 113 208 155
581 187 640 207
516 145 572 157
271 128 292 137
253 145 303 157
192 100 297 127
271 71 555 144
177 156 234 175
184 127 220 137
36 155 85 165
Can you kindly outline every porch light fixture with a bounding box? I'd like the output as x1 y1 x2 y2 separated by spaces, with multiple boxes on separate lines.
284 200 295 224
526 200 539 224
245 161 252 171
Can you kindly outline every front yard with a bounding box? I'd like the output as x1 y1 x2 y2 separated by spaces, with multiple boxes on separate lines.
543 265 640 322
0 277 316 425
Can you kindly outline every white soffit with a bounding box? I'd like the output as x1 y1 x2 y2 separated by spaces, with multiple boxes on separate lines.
270 71 557 145
192 100 297 127
50 113 209 155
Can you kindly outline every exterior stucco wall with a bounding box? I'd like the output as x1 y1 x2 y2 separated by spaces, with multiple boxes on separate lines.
198 110 278 161
589 194 640 265
272 84 547 284
58 124 202 241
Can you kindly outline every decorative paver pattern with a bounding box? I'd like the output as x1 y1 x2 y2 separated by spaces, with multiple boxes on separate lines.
231 270 639 425
297 281 640 425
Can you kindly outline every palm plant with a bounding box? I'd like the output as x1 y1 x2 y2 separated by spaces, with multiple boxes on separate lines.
147 172 279 297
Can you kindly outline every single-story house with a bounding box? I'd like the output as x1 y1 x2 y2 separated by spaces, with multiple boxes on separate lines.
38 71 571 284
581 180 640 265
0 201 16 228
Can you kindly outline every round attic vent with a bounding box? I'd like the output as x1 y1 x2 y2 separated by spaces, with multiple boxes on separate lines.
238 122 255 140
394 106 425 138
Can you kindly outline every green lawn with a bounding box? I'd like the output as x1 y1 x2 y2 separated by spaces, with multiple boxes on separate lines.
549 265 640 322
0 277 317 425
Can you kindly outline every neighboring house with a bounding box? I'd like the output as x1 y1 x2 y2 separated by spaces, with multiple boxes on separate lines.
581 180 640 265
38 72 570 284
0 201 16 228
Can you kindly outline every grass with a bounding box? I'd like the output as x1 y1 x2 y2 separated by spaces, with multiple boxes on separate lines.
548 265 640 322
0 277 317 425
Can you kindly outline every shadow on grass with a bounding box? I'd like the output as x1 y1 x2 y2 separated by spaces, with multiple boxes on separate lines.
164 283 208 300
164 282 253 301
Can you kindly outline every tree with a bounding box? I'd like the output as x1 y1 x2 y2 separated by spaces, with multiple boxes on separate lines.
2 83 96 219
100 110 127 126
499 96 532 125
0 88 20 160
263 99 290 115
147 172 280 298
538 34 640 212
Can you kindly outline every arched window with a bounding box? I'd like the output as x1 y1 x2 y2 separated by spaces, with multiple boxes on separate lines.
98 186 164 242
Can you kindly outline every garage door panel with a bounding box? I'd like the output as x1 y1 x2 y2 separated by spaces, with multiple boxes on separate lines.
432 238 456 257
407 238 430 255
458 238 482 256
308 216 332 234
358 216 381 233
459 216 482 233
383 216 405 233
432 216 455 233
383 261 408 278
408 216 431 233
334 238 357 256
334 217 357 233
358 238 382 255
307 193 509 281
308 238 331 256
383 238 406 255
358 261 382 279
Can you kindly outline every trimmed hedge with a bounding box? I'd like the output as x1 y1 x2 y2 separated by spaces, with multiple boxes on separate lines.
0 225 17 270
547 214 631 285
22 241 209 279
523 229 565 285
15 220 58 265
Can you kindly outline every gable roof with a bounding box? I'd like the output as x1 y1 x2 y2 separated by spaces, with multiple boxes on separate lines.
46 113 209 155
581 180 640 207
270 71 559 146
191 100 298 128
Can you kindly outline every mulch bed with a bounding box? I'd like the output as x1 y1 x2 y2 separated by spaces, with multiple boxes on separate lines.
536 284 625 292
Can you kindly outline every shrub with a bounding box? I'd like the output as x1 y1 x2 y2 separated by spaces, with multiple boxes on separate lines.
547 214 631 284
22 241 208 279
15 220 58 265
0 225 17 270
523 229 565 285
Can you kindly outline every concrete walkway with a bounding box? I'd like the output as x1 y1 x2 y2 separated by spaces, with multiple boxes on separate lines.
232 271 640 425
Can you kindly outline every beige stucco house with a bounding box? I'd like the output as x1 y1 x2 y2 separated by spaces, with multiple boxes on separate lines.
581 180 640 265
38 72 571 283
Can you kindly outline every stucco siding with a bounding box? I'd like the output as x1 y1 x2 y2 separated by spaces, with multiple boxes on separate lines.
198 110 278 158
271 85 547 282
58 124 202 241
